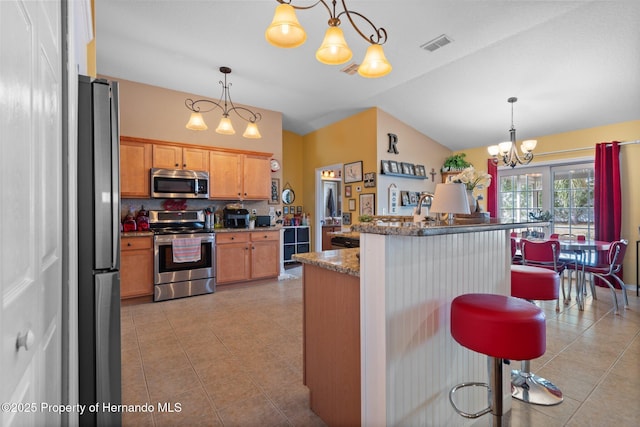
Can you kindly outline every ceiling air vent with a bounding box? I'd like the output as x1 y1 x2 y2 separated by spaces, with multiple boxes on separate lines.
341 63 360 75
420 34 452 52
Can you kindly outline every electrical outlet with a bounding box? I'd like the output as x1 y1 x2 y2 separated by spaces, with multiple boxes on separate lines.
252 209 257 215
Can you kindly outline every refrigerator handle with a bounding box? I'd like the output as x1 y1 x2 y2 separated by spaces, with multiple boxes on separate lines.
110 81 120 270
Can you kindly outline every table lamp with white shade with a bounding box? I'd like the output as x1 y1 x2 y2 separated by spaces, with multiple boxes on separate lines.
430 183 471 224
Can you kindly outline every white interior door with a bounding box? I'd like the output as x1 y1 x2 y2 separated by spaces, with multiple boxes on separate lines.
0 1 63 425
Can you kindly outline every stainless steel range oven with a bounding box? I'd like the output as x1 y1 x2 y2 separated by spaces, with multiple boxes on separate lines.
150 210 216 301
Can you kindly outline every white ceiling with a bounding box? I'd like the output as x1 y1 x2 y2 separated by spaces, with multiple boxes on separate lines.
96 1 640 151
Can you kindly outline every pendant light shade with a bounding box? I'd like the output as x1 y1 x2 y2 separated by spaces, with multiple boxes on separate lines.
315 26 353 65
185 112 208 131
265 4 307 48
242 122 262 139
358 44 392 78
215 117 236 135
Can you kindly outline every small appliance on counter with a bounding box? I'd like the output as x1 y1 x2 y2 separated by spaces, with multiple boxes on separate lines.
223 208 250 228
256 215 271 227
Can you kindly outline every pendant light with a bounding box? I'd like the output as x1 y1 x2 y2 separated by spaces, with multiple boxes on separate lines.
265 0 391 78
185 67 262 139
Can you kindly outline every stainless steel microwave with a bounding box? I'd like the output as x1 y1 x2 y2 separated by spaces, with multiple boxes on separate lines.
150 168 209 199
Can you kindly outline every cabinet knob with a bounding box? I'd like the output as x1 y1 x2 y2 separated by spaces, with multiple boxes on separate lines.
230 237 234 240
183 164 186 168
175 163 179 167
16 329 35 352
127 242 132 246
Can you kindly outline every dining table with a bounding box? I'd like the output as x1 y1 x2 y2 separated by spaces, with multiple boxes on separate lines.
514 236 612 310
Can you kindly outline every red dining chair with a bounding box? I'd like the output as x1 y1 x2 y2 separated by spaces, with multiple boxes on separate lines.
520 239 566 312
577 239 629 314
551 234 586 303
511 237 522 264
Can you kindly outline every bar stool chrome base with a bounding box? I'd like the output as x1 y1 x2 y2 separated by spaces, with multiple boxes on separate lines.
511 369 563 406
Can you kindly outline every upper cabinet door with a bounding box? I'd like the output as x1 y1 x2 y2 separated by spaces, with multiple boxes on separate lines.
121 140 152 198
152 144 182 169
183 147 209 171
209 151 242 199
242 155 271 200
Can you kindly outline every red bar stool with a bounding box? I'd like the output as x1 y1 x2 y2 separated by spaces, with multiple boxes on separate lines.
511 265 564 406
450 293 546 427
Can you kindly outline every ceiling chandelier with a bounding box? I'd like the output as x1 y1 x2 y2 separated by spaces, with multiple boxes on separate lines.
488 97 537 168
265 0 392 78
185 67 262 139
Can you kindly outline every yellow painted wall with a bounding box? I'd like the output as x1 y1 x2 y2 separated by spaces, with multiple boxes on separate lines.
460 120 640 284
302 108 378 224
282 130 304 211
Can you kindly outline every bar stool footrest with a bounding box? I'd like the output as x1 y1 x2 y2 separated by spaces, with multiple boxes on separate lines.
449 382 492 419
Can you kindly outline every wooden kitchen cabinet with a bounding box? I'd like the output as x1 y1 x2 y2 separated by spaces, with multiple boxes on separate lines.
209 151 270 200
153 144 209 171
249 231 280 279
322 225 342 250
242 155 270 199
120 235 153 298
215 231 279 284
120 139 152 198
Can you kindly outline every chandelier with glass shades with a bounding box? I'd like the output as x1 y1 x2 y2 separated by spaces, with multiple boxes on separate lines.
265 0 392 78
184 67 262 139
487 97 537 168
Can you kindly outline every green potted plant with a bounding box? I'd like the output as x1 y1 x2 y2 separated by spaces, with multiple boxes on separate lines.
441 153 472 172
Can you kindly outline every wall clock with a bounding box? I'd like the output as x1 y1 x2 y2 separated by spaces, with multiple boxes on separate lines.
270 159 281 172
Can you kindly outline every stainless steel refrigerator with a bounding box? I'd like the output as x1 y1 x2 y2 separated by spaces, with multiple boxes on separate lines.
77 75 121 427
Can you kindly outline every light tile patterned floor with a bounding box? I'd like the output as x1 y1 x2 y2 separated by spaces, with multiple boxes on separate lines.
121 268 640 426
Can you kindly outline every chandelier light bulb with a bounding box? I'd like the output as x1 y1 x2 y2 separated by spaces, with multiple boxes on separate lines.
316 26 352 65
498 141 512 155
186 112 208 131
215 117 236 135
358 44 392 78
242 122 262 139
487 145 500 157
265 4 307 48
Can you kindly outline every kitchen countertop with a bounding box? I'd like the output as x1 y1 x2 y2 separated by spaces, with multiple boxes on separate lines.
351 218 549 236
121 231 154 237
120 227 281 237
293 248 360 277
327 231 360 239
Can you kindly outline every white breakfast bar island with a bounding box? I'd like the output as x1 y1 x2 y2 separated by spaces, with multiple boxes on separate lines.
293 218 548 427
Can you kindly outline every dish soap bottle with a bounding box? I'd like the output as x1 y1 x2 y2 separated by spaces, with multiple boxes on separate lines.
122 206 137 232
136 205 150 231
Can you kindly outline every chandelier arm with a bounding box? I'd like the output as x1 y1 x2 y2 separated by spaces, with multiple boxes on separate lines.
185 98 223 114
276 0 328 12
223 87 262 124
227 106 262 124
336 1 388 44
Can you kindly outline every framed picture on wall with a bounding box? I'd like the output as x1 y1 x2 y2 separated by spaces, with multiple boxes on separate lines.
359 193 375 216
348 198 356 211
283 206 289 214
342 212 352 225
269 178 280 204
345 185 352 197
364 172 376 188
344 161 363 183
389 161 400 174
381 160 391 174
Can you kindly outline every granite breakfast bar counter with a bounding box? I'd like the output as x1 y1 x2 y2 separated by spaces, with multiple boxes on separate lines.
294 219 547 427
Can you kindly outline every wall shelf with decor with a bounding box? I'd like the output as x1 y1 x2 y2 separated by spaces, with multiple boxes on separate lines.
380 160 427 180
380 171 427 180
